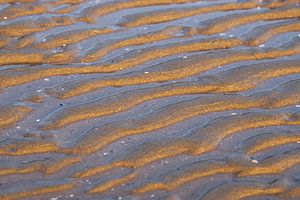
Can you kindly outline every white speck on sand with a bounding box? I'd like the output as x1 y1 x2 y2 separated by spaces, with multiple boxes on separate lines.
251 159 258 164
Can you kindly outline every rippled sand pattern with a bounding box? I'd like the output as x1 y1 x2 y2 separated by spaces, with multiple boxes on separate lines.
1 0 300 199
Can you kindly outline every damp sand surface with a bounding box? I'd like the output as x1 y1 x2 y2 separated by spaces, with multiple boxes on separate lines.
1 0 300 199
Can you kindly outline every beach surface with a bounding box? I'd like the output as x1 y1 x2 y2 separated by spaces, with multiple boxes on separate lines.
0 0 300 199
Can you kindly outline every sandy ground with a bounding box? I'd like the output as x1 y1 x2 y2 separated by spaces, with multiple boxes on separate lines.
0 0 300 199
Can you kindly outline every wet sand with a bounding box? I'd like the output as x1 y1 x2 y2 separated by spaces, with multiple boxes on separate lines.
0 0 300 199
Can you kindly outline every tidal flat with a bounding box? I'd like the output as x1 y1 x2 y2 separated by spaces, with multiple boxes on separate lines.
0 0 300 199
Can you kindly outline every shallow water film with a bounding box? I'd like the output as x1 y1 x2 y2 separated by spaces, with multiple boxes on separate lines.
1 0 300 199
